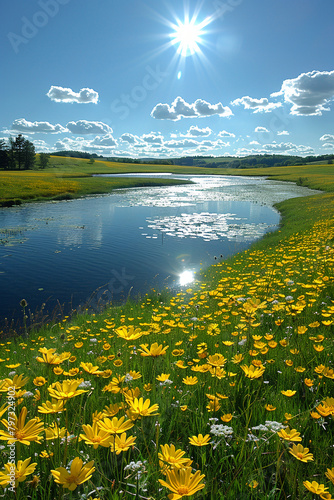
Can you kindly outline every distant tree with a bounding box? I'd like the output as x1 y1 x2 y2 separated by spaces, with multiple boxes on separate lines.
6 135 35 169
14 134 26 169
87 157 95 164
39 152 50 169
0 139 9 170
7 137 16 169
23 139 35 169
328 159 333 165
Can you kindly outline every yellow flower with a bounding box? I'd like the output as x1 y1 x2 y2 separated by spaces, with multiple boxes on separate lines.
127 370 142 380
123 387 141 401
0 458 37 488
113 359 123 367
102 375 126 394
281 390 296 397
45 423 67 440
115 325 144 340
182 376 198 385
303 481 329 495
97 416 134 434
144 383 152 392
247 480 259 489
189 434 211 446
65 367 80 377
304 378 314 387
277 427 302 442
265 404 276 412
139 342 169 357
175 360 188 369
289 444 314 462
240 364 265 379
80 362 102 375
157 373 171 382
159 467 205 499
103 403 121 417
110 432 136 454
126 397 159 420
0 406 44 445
40 450 54 458
33 377 47 387
159 444 192 470
207 354 227 368
0 374 29 392
221 413 233 422
325 467 334 485
38 399 66 414
51 457 95 491
231 354 244 364
172 349 184 357
80 422 112 449
47 379 88 401
36 347 69 365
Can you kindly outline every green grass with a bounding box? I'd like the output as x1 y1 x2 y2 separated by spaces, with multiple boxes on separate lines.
0 162 334 498
1 156 334 206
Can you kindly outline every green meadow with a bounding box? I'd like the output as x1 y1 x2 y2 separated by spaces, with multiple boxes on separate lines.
0 160 334 499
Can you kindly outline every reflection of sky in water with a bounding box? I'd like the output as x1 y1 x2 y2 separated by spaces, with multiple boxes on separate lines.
146 212 272 242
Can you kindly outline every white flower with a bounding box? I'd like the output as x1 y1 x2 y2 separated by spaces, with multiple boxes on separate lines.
210 424 233 438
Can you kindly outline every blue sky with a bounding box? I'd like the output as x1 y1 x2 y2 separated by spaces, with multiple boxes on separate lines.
1 0 334 158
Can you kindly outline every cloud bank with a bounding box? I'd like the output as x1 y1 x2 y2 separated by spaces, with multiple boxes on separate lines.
231 96 282 113
11 118 66 134
151 96 232 120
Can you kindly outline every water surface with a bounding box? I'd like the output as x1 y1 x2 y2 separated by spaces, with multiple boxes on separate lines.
0 174 319 324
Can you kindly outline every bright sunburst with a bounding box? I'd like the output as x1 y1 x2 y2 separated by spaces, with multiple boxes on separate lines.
170 18 205 57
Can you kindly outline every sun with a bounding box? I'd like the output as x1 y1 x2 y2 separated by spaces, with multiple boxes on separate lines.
170 18 205 57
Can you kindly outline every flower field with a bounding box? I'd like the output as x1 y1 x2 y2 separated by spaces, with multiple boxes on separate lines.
0 183 334 498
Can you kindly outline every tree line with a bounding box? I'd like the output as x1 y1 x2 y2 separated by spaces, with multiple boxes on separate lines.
0 134 40 170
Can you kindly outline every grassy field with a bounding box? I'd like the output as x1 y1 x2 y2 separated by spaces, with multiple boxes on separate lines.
1 156 334 206
0 161 334 498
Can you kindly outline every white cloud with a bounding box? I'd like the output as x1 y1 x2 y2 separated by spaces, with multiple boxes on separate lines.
32 139 52 151
11 118 66 134
320 134 334 141
54 134 116 153
258 142 314 155
184 126 212 137
151 96 232 120
271 70 334 115
254 126 270 133
164 139 199 148
47 86 99 104
218 130 235 138
141 133 164 145
231 96 282 113
92 134 117 147
322 143 334 149
249 140 260 145
120 133 139 144
277 130 290 136
66 120 112 135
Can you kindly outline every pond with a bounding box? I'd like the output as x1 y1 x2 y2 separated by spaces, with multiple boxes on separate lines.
0 174 319 327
